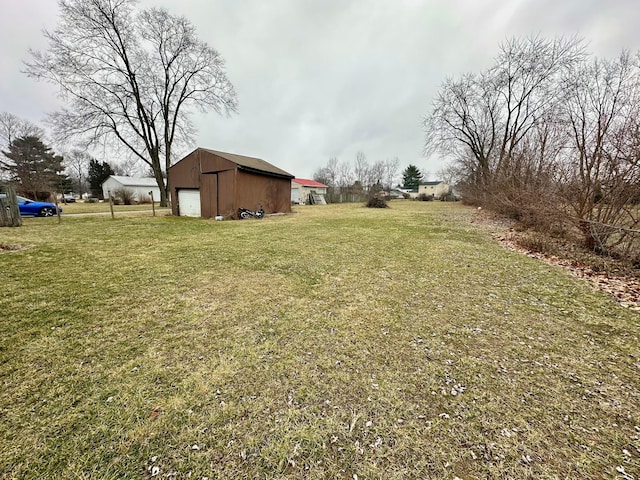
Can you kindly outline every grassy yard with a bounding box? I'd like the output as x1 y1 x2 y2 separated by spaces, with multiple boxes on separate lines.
1 201 638 479
57 201 168 215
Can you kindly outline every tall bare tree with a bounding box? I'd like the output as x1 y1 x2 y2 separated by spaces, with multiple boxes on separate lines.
382 157 400 192
353 151 370 188
561 51 640 250
424 36 584 189
313 157 340 188
63 149 93 195
25 0 238 206
336 161 354 188
424 72 499 186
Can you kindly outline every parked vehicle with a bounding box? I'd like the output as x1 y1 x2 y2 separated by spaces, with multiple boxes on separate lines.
63 193 76 203
16 196 62 217
237 207 264 219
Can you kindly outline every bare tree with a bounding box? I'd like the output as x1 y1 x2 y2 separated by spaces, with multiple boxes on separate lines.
424 72 500 187
63 149 93 195
313 157 339 188
0 112 44 150
312 167 331 187
490 36 584 179
561 51 640 251
114 157 142 176
353 151 370 188
336 160 353 188
382 157 400 192
368 160 386 189
424 36 584 189
25 0 237 206
437 163 465 186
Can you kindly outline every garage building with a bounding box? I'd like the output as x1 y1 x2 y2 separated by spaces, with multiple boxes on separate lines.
101 175 164 202
168 148 294 218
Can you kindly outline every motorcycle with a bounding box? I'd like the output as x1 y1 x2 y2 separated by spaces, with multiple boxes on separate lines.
238 206 264 219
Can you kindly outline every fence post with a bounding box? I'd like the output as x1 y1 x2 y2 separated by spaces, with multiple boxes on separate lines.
108 190 115 219
149 191 155 216
0 184 22 227
53 191 61 223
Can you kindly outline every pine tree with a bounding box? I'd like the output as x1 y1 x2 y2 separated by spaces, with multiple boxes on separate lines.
1 136 66 199
402 164 423 189
87 159 115 199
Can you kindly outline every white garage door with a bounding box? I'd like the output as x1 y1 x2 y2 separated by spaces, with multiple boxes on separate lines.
178 189 201 217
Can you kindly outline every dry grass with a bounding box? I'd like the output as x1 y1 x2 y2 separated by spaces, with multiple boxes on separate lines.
58 201 168 215
1 201 639 479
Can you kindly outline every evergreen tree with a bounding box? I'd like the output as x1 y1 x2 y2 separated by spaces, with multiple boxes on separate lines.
402 164 423 189
88 159 115 199
1 135 66 199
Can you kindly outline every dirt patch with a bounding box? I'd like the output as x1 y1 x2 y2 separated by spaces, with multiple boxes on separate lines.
471 210 640 312
0 244 31 252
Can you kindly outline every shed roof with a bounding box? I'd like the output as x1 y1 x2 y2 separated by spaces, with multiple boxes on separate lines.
199 148 294 179
420 181 446 186
292 178 328 188
105 176 164 187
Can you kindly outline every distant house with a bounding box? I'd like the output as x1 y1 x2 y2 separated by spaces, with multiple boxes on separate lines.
387 188 406 199
418 181 449 199
168 148 294 218
397 186 419 199
291 178 328 204
101 176 164 202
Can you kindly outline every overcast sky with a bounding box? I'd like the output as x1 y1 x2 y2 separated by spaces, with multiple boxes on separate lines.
2 0 640 180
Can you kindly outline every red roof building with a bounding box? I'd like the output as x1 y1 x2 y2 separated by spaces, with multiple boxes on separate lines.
292 178 328 188
291 178 328 204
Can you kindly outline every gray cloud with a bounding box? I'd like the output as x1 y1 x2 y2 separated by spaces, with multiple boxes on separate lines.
2 0 640 178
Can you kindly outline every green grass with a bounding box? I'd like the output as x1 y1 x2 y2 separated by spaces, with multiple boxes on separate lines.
1 201 638 479
58 201 168 215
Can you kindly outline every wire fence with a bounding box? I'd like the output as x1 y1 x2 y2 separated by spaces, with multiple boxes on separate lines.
581 218 640 262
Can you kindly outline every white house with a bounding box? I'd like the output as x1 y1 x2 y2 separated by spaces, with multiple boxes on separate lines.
291 178 328 204
101 176 164 202
418 181 450 199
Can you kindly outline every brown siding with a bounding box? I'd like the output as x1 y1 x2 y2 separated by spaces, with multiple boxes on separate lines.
217 169 236 217
201 173 217 218
168 148 292 218
236 170 292 214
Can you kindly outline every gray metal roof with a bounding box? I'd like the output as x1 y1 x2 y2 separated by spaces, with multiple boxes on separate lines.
106 176 165 187
200 148 294 178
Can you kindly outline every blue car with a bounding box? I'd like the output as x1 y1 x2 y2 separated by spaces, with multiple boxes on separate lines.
17 195 62 217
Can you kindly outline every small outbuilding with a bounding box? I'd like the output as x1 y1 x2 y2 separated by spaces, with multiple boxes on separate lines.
291 178 328 204
168 148 294 218
418 181 450 199
102 175 164 202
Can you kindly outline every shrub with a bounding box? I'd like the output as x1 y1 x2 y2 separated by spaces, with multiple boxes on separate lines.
366 196 389 208
138 194 151 204
440 192 458 202
114 187 136 205
416 193 433 201
516 232 559 255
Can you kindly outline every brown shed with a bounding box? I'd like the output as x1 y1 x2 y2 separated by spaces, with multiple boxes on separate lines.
168 148 294 218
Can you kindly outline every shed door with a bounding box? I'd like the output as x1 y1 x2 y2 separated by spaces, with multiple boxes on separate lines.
291 187 299 203
178 189 201 217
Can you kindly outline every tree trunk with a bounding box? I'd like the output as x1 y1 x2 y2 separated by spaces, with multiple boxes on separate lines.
579 220 596 251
